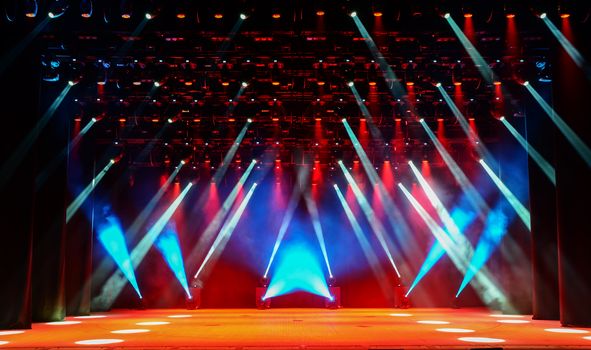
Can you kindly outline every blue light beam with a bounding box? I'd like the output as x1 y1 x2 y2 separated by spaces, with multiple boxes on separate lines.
97 215 142 298
155 225 191 298
263 243 332 301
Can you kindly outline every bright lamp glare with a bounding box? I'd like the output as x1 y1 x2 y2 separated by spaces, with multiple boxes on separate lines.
540 13 547 19
347 81 354 87
145 13 153 19
350 11 357 17
240 13 247 20
444 13 450 18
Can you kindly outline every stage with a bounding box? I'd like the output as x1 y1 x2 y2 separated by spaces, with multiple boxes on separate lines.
1 308 590 349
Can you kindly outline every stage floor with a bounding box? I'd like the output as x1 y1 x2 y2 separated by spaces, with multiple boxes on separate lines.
1 308 590 349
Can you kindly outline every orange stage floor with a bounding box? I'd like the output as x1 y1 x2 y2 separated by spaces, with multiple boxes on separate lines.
1 308 590 349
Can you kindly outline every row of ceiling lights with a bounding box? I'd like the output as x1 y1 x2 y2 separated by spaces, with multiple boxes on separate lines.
16 0 573 21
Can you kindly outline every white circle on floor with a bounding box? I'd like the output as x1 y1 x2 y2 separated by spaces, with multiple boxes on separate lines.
136 321 170 326
0 330 24 336
497 319 530 324
111 329 150 334
459 337 505 343
46 321 81 325
75 339 123 345
436 328 475 333
417 320 450 325
545 328 589 334
489 313 524 318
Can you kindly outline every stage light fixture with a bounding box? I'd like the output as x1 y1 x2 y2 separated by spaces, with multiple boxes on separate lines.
80 0 93 18
241 81 248 87
214 13 223 19
68 80 75 86
435 82 442 87
145 12 154 19
24 0 38 17
240 13 247 20
444 13 450 18
272 12 281 19
373 11 383 17
350 11 357 17
347 81 354 87
154 81 160 87
523 81 529 86
540 13 547 19
316 10 325 16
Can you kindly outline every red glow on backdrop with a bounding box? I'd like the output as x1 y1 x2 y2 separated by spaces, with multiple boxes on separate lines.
493 83 504 118
421 160 431 179
468 118 477 134
406 83 416 110
314 119 323 143
464 15 475 43
506 16 520 57
204 183 221 221
453 83 464 114
371 184 384 221
358 119 369 148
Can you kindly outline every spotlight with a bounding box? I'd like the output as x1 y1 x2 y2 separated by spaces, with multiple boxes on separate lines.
247 118 253 123
272 12 281 19
91 117 97 122
464 13 473 18
180 159 186 165
154 81 160 87
68 80 76 86
110 158 116 164
506 13 515 19
523 81 530 86
341 118 346 123
145 12 153 19
350 11 357 17
176 12 186 19
444 13 450 18
241 82 248 87
499 116 505 121
337 160 343 164
560 13 570 19
373 11 383 17
167 118 174 123
435 82 442 87
540 13 547 19
316 10 325 16
419 118 424 122
240 13 247 20
214 13 223 19
347 81 354 87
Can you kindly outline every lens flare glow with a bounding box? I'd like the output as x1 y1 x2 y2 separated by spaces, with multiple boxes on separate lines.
135 321 170 326
263 244 331 300
0 330 25 335
46 321 81 325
